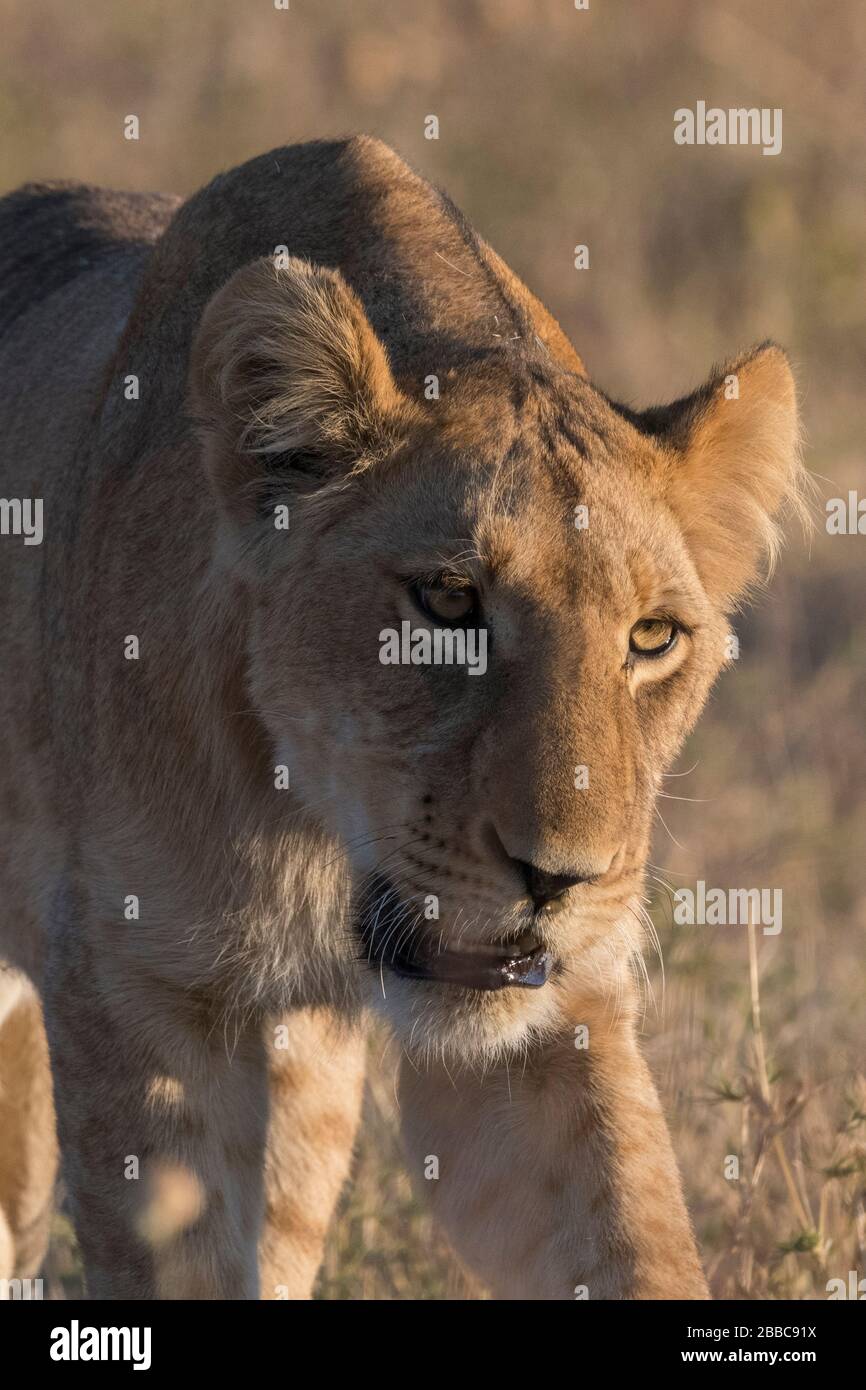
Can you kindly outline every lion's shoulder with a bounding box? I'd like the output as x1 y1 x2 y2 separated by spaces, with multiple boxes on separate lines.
0 181 179 341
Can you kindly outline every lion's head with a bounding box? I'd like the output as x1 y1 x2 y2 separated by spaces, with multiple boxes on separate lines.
191 255 804 1060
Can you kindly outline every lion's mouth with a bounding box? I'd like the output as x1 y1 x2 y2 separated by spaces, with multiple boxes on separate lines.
390 929 553 991
356 874 554 992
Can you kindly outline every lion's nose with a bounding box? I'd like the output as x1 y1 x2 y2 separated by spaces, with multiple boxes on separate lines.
513 860 594 911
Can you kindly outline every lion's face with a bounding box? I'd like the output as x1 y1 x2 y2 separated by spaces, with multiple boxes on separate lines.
193 257 802 1059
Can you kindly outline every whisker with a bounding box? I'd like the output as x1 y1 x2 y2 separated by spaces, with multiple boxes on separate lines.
657 791 711 803
654 803 685 850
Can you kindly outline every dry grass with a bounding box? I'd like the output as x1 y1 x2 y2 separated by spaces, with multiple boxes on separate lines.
2 0 862 1299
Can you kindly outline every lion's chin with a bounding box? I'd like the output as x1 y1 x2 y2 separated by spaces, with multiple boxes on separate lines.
361 964 565 1064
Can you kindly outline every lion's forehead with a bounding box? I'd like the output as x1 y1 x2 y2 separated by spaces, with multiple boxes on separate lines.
368 440 685 619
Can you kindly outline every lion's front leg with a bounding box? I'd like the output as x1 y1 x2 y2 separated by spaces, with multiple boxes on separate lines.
44 936 269 1300
258 1008 366 1299
399 998 708 1301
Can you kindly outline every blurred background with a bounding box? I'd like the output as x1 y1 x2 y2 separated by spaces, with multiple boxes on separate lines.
2 0 863 1299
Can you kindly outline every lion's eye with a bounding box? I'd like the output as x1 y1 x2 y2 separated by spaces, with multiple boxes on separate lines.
629 618 678 657
412 582 478 625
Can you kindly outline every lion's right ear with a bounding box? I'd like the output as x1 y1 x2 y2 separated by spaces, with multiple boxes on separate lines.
190 256 415 528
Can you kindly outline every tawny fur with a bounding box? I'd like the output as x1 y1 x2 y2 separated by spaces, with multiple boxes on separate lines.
0 137 805 1299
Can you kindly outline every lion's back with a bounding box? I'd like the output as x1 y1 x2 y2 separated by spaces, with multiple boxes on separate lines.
0 180 179 502
0 183 180 964
0 181 178 341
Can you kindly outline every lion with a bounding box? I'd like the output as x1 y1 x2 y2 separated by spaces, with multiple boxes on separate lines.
0 136 805 1300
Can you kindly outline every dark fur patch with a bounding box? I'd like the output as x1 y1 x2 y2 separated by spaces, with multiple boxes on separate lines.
0 182 178 341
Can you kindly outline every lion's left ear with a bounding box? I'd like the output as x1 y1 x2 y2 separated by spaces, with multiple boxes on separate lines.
647 344 807 609
190 255 417 529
